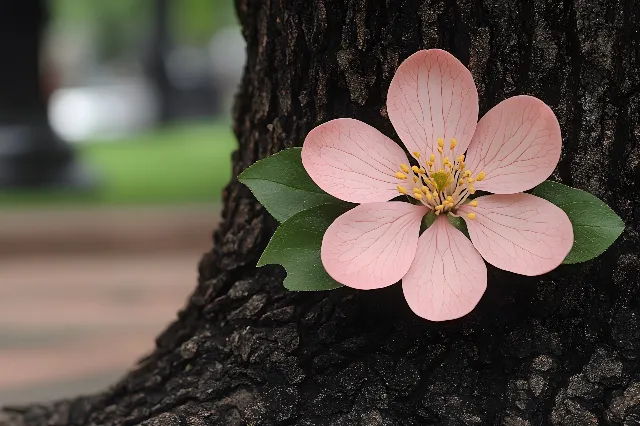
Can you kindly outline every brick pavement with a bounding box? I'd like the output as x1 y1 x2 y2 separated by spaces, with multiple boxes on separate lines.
0 206 218 405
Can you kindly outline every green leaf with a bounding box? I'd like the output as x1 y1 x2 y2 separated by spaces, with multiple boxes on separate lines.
420 210 437 232
531 180 625 264
257 203 352 291
238 148 341 222
447 215 469 238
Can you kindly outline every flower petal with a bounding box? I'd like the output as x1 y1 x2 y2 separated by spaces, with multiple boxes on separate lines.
465 95 562 194
402 216 487 321
459 194 573 276
387 49 479 157
302 118 410 203
321 202 427 290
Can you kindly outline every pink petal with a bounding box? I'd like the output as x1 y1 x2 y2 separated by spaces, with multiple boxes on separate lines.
402 216 487 321
321 202 427 290
465 95 562 194
387 49 479 157
459 194 573 276
302 118 410 203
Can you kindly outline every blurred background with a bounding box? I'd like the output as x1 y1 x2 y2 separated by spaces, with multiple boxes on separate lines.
0 0 243 405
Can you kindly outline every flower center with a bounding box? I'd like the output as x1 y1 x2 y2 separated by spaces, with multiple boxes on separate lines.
395 138 485 219
431 170 451 192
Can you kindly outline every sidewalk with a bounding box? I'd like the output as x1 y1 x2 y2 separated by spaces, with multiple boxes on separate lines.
0 205 219 405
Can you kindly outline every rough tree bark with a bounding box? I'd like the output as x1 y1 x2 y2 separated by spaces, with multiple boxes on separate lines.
2 0 639 424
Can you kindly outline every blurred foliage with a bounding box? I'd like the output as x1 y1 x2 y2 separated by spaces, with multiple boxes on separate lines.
0 122 237 207
49 0 236 58
171 0 236 43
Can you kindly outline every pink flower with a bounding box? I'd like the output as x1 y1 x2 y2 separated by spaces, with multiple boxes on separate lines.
301 49 573 321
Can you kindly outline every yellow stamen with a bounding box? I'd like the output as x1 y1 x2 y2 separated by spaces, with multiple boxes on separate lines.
411 165 424 174
401 141 484 217
467 212 476 220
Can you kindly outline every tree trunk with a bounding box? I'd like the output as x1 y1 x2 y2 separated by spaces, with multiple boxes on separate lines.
2 0 638 425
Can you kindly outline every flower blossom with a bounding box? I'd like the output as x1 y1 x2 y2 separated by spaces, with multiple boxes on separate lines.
301 49 573 321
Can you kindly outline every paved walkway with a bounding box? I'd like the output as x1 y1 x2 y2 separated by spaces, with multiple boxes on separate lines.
0 206 218 405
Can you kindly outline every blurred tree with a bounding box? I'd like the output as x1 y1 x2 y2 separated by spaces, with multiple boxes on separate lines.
2 0 639 425
142 0 223 124
147 0 172 123
0 0 91 188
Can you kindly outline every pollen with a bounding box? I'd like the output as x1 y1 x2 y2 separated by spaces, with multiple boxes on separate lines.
467 212 476 220
412 165 425 174
394 139 481 214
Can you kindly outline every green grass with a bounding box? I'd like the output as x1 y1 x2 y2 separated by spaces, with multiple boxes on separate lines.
0 121 237 208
